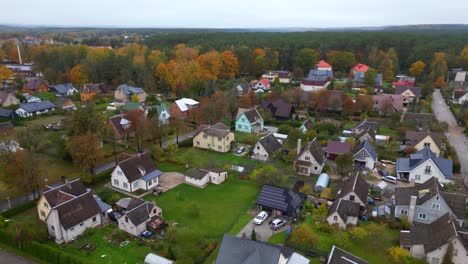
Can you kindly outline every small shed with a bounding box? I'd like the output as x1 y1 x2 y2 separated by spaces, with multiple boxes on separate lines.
376 181 388 192
315 173 330 192
144 253 173 264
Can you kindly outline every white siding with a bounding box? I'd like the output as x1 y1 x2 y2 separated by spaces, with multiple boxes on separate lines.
185 175 210 188
111 165 131 192
408 159 449 184
326 212 346 229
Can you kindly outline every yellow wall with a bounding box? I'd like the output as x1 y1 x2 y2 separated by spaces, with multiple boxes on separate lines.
37 196 51 222
414 135 441 156
193 131 234 153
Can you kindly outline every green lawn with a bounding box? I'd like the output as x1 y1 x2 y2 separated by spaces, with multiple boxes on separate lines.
157 161 187 173
234 132 260 145
24 115 67 127
379 125 399 139
173 147 257 168
342 121 357 130
144 178 260 239
267 215 400 264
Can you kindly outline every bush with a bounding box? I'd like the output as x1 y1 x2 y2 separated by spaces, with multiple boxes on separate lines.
289 225 318 248
1 200 36 218
177 138 193 148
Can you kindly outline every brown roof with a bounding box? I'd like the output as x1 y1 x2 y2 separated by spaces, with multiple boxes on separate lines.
409 213 458 253
186 168 209 180
23 80 50 91
405 131 443 150
399 231 412 248
302 119 314 130
326 141 351 155
194 122 231 138
453 88 468 100
236 108 263 124
55 192 101 230
372 94 405 112
297 138 325 165
339 173 369 204
0 92 16 105
118 152 158 183
261 99 294 119
42 179 88 207
108 114 137 139
327 198 360 221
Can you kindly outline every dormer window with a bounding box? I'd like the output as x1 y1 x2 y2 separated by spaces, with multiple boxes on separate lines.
424 166 431 174
424 142 431 147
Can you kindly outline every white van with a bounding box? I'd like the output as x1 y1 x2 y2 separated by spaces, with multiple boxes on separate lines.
382 176 397 184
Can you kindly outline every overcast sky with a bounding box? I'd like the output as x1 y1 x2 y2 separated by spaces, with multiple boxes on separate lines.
2 0 468 28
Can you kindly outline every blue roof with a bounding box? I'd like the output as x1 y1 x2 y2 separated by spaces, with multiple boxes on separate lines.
19 100 55 113
94 196 112 213
353 72 382 84
357 140 377 161
0 108 18 118
118 84 144 95
396 147 453 178
52 83 75 94
141 169 163 182
308 69 333 78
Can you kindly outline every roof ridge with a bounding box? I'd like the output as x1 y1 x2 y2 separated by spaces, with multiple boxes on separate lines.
125 200 148 214
52 189 91 209
43 178 80 194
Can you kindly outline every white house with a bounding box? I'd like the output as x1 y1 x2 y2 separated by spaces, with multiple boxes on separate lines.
252 133 282 161
326 198 360 229
453 88 468 105
37 179 102 244
117 198 162 237
15 100 56 117
144 104 171 125
338 173 369 207
184 168 227 188
261 71 292 83
353 139 378 170
294 138 325 176
111 152 163 193
250 79 270 90
396 147 453 184
51 83 79 96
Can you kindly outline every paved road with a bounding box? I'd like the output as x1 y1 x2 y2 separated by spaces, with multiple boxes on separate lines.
0 249 35 264
432 89 468 186
161 130 197 149
0 193 35 213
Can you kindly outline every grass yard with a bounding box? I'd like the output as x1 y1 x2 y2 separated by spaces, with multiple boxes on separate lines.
342 121 357 130
157 161 187 173
267 215 399 264
173 147 258 168
144 178 260 239
24 115 67 127
379 125 399 139
234 132 260 145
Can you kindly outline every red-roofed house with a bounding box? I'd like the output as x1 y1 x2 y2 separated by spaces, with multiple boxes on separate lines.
393 80 415 87
251 79 270 90
316 60 333 71
351 63 370 76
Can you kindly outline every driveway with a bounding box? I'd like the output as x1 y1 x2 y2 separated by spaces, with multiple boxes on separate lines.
432 89 468 186
158 172 185 192
237 210 290 242
0 249 35 264
161 130 197 149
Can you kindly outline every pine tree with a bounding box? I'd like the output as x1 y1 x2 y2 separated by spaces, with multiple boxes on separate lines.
251 229 257 241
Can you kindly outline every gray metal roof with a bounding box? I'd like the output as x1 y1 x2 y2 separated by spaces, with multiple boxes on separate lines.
141 170 163 182
18 100 55 113
118 84 144 95
52 83 76 94
353 139 377 161
396 147 453 178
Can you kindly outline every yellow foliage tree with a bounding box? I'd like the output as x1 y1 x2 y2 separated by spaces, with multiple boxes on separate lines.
0 65 14 87
220 50 239 78
70 65 88 87
388 246 410 264
409 60 426 78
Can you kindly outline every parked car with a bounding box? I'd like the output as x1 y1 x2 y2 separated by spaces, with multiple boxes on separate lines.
236 147 245 154
382 176 397 184
270 218 287 230
140 230 154 238
253 211 268 225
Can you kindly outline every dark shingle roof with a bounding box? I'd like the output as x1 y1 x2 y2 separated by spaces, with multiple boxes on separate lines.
410 213 458 253
403 112 435 128
23 79 50 91
327 198 360 221
42 179 88 207
339 173 369 204
256 185 304 216
118 152 158 183
185 168 209 180
395 86 422 98
302 119 314 130
261 99 294 119
405 131 443 150
354 119 379 133
124 198 155 226
258 134 282 156
0 109 17 118
19 100 55 113
55 192 101 230
194 122 231 138
236 108 263 124
117 84 144 95
394 177 466 219
326 141 351 155
353 139 377 161
297 138 325 165
52 83 76 94
327 245 369 264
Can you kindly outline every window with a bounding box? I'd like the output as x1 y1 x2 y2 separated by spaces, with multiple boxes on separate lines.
431 257 439 264
400 210 408 215
242 118 246 122
305 156 310 160
123 182 128 189
314 166 318 170
44 202 48 208
71 227 74 231
415 175 421 180
50 225 55 231
237 125 241 129
218 137 222 141
350 195 355 201
203 134 207 139
196 141 200 146
453 249 458 256
153 209 156 214
92 217 96 222
80 223 84 227
117 170 122 175
40 210 46 218
432 203 440 210
436 196 439 200
218 146 222 150
425 165 431 174
418 213 426 219
113 179 119 186
257 146 260 150
125 217 129 223
133 181 138 189
424 142 431 147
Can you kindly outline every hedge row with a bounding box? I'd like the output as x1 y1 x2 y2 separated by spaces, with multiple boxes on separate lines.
0 230 88 264
1 200 36 218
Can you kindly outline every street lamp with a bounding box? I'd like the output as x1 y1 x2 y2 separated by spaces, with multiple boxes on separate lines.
101 254 112 264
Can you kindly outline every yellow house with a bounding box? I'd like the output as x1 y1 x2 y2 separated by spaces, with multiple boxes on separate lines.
193 122 234 153
405 131 443 157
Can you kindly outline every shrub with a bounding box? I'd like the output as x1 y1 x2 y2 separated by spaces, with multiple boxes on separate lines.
289 225 318 248
1 200 36 218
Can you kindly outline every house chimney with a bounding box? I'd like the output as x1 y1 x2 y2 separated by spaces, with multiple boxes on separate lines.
408 195 417 223
297 139 302 156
